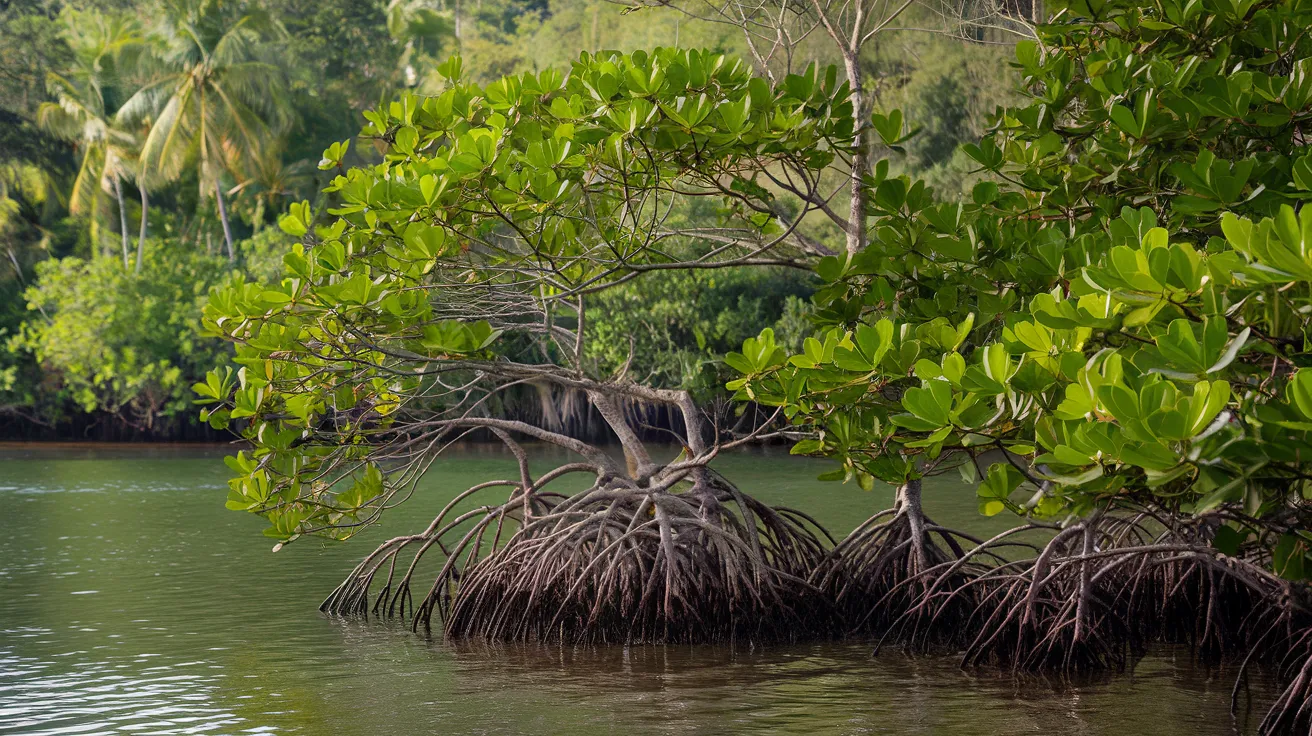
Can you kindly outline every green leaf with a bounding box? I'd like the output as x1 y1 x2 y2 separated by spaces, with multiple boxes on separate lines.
902 379 953 428
1109 104 1142 137
1212 525 1247 556
1288 370 1312 419
790 439 824 455
978 464 1025 514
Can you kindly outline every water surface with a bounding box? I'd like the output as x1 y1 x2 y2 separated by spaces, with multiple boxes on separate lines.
0 443 1273 734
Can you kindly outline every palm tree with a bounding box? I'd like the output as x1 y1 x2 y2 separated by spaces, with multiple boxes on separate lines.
386 0 455 87
117 116 166 274
118 0 290 261
227 142 313 234
37 10 143 267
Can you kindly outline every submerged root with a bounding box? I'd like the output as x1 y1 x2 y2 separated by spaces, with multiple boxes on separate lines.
956 520 1138 674
320 445 1312 715
1260 625 1312 735
319 477 556 621
812 479 998 650
950 513 1294 677
321 467 835 645
441 475 832 644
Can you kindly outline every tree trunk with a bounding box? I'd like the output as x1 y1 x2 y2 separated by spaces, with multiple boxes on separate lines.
591 5 599 51
135 183 148 274
842 51 868 255
214 177 235 261
896 478 927 573
113 175 130 269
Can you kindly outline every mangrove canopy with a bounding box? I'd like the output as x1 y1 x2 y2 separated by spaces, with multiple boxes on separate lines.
199 0 1312 732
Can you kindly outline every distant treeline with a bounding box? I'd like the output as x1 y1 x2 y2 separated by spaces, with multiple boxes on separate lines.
0 0 1014 440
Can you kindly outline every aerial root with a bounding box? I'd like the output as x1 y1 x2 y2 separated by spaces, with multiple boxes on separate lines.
320 478 548 622
945 515 1300 678
1259 625 1312 735
822 511 1288 677
322 484 1312 723
439 477 833 644
956 525 1137 675
810 507 991 649
810 478 1011 650
321 472 835 645
1143 552 1274 659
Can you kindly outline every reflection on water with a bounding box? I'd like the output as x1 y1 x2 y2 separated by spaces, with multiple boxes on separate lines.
0 444 1275 734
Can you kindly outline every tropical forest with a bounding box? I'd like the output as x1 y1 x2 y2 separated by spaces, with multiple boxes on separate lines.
3 0 1312 733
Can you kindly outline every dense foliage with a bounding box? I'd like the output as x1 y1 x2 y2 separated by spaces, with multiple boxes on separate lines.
731 0 1312 576
721 1 1312 728
13 0 1299 728
198 46 854 539
194 48 864 643
13 244 231 429
586 266 814 391
0 0 1012 437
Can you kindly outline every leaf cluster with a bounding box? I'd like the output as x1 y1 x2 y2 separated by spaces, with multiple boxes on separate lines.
727 0 1312 578
197 48 857 542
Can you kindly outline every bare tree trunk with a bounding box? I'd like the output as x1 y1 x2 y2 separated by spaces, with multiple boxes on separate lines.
135 183 148 274
804 0 871 256
574 294 585 370
591 5 599 51
1073 508 1102 642
214 178 235 262
113 175 130 269
896 478 927 572
590 391 655 480
842 51 868 255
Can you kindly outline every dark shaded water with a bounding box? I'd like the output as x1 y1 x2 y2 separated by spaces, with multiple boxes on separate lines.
0 443 1273 734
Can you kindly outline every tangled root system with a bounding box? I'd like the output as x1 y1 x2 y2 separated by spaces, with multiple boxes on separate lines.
443 475 831 643
319 436 1312 730
954 519 1137 674
943 514 1287 675
322 465 833 645
1142 552 1279 659
811 480 997 651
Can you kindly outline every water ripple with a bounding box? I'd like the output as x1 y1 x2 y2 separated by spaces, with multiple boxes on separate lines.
0 448 1277 735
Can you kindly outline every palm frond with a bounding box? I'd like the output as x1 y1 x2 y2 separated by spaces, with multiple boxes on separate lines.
139 91 195 182
114 74 185 126
69 145 107 216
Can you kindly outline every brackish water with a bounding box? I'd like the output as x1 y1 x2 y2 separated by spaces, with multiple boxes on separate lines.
0 443 1275 734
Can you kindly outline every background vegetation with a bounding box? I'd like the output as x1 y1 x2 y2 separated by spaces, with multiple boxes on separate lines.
0 0 1015 439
